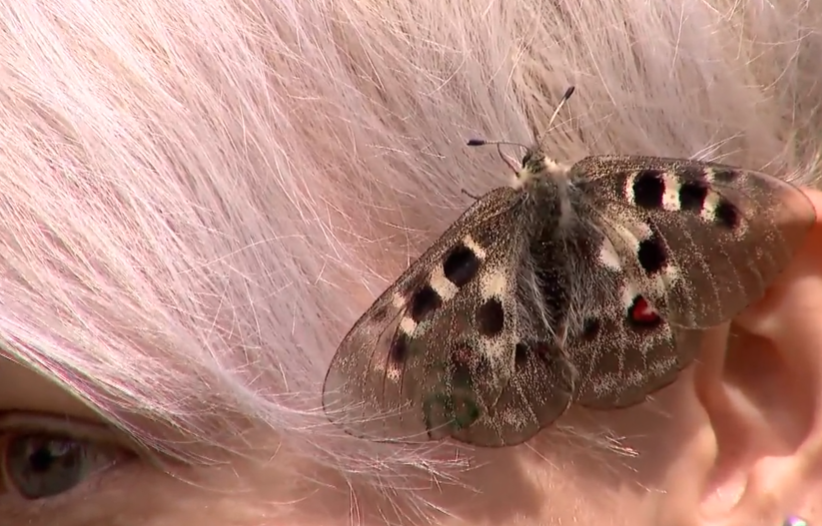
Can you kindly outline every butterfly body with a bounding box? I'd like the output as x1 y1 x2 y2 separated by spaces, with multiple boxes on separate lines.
323 91 815 447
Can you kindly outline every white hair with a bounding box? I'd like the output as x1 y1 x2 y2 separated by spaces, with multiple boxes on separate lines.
0 0 819 514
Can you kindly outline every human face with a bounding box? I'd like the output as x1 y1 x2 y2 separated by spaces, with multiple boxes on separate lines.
2 192 822 526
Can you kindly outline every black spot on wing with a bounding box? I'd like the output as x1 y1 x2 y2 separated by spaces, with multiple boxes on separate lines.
410 284 441 323
387 331 411 366
581 318 601 340
422 344 489 436
476 298 505 336
710 168 740 183
637 233 667 275
679 180 709 212
677 165 740 228
443 243 480 287
631 170 665 209
714 198 741 230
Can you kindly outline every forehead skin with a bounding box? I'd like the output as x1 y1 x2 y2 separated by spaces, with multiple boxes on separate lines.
0 357 98 420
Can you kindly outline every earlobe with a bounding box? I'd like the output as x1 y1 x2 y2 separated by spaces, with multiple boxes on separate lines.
675 189 822 525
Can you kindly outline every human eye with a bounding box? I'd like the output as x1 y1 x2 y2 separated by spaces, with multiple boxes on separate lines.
0 412 134 503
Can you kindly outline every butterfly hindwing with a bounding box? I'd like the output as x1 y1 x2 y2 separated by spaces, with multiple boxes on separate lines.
512 197 690 410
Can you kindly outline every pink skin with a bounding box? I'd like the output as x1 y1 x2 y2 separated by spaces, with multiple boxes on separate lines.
0 192 820 525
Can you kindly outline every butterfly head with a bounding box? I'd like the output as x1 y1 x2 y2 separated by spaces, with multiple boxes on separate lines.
514 147 570 187
468 86 576 187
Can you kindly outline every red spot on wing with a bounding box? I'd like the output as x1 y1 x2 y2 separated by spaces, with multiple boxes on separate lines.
631 296 659 323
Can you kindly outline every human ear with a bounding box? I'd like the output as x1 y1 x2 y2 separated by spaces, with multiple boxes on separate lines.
661 189 822 525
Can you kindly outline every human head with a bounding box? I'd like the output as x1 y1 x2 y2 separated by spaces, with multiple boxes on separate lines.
1 0 821 524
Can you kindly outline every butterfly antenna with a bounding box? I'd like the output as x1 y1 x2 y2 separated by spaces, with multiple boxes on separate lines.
466 138 523 173
460 188 481 200
467 86 576 173
547 86 576 129
532 85 576 147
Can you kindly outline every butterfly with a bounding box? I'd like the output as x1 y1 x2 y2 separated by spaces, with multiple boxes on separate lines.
322 86 816 447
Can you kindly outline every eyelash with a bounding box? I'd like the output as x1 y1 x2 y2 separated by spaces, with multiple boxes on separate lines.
0 412 134 503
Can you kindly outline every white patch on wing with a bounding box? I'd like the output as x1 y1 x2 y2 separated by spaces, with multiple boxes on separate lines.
700 191 720 223
480 270 508 299
611 219 653 258
429 268 458 301
385 365 401 381
598 237 622 270
662 172 681 211
480 338 509 361
634 221 653 241
657 276 672 300
623 172 636 203
663 264 681 286
391 292 406 309
621 284 639 310
462 235 487 260
399 316 417 336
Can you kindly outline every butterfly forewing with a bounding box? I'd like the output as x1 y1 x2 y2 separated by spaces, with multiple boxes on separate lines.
576 156 815 329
